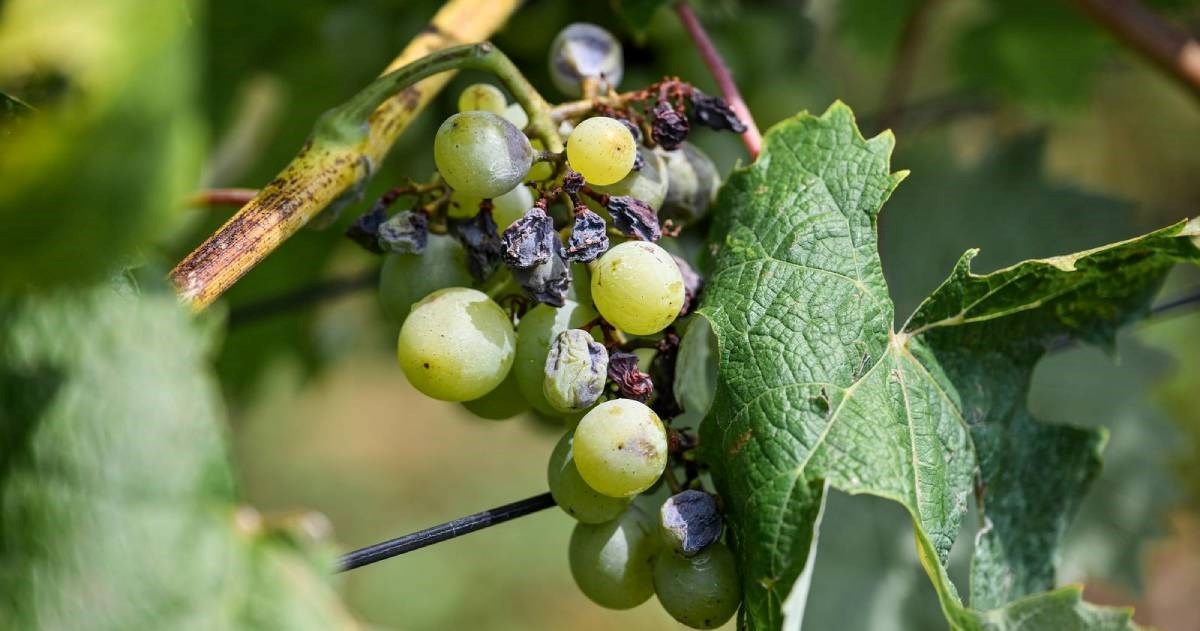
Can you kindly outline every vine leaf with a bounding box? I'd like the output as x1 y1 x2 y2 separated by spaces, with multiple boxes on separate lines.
697 102 1200 630
0 279 358 629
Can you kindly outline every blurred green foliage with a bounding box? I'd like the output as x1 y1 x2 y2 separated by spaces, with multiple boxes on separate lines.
0 276 355 629
0 0 203 290
2 0 1199 628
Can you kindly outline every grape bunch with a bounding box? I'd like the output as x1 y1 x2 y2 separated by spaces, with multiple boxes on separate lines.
348 23 742 628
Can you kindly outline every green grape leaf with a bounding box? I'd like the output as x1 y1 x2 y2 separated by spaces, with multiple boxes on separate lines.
0 279 358 629
0 0 203 290
697 102 1200 629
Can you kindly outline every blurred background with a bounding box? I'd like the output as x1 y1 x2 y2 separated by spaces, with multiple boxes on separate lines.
4 0 1199 629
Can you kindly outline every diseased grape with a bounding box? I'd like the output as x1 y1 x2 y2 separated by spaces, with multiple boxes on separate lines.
514 301 598 416
434 111 532 198
548 431 631 523
543 329 608 413
549 23 623 97
572 399 668 498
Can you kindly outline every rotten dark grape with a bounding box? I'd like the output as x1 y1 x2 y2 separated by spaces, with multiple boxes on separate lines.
502 207 556 269
606 195 662 241
689 91 746 133
608 351 653 402
563 207 609 263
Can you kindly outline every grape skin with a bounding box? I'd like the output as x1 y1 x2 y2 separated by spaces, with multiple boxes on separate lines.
566 117 636 186
659 142 720 223
447 184 534 229
572 399 668 498
513 301 597 416
548 431 631 523
396 287 516 402
594 145 668 211
378 234 473 326
457 83 506 114
653 542 741 629
590 241 685 335
434 111 533 198
462 369 528 420
568 504 657 609
549 23 623 97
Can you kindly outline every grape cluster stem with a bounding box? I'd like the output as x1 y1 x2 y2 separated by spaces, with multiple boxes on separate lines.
169 0 522 311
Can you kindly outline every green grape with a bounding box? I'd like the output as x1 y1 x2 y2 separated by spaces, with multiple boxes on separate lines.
379 234 473 325
462 369 528 420
526 138 554 182
569 505 657 609
549 22 624 97
447 190 483 219
397 287 516 401
572 399 668 498
493 184 534 232
447 183 533 227
514 301 597 416
594 146 669 211
653 543 741 629
434 111 533 198
501 102 528 129
566 117 636 186
590 241 685 335
659 142 720 223
548 431 631 523
457 83 506 114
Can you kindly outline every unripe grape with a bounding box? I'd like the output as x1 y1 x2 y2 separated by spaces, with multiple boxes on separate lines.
543 329 608 413
549 23 623 97
493 185 535 232
502 102 529 129
397 288 516 401
569 505 657 609
654 542 741 629
462 369 528 420
590 241 685 335
567 117 637 186
660 142 720 223
548 431 631 523
434 111 533 198
594 146 669 211
447 184 534 229
457 83 506 114
379 234 473 325
573 399 668 498
514 301 598 416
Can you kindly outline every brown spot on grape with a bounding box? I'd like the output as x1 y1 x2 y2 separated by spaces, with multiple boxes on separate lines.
423 362 430 369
